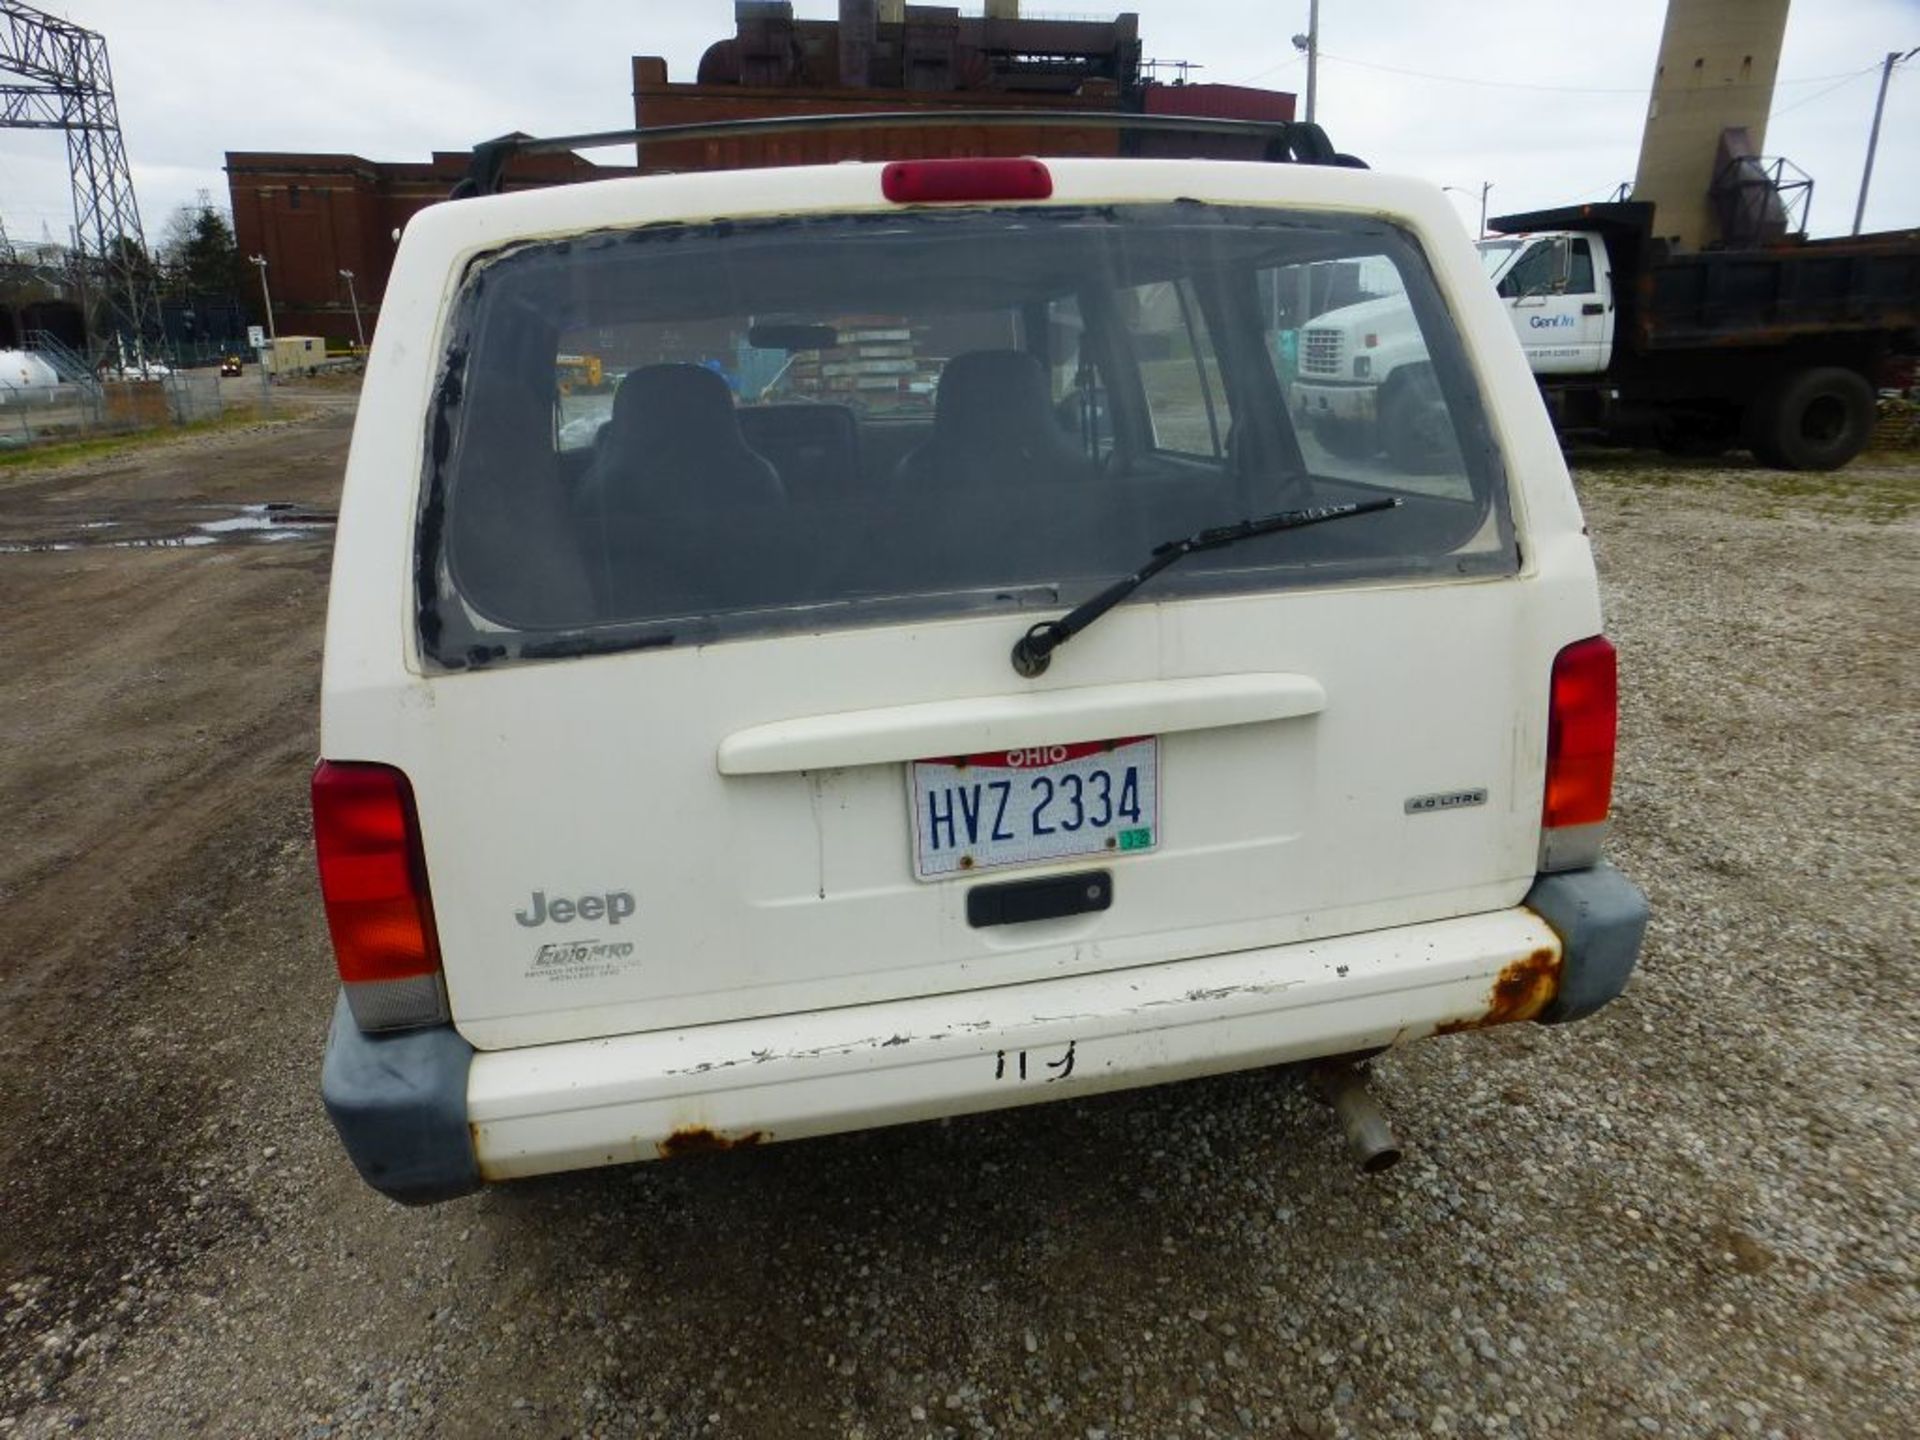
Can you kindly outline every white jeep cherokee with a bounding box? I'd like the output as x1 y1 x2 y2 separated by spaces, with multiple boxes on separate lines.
315 120 1646 1203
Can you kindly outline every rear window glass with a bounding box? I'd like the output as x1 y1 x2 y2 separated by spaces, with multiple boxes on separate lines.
421 205 1513 668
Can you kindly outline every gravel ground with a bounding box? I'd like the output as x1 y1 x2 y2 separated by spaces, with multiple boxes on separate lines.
1 419 1915 1439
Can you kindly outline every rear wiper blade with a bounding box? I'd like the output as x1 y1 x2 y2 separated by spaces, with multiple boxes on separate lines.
1010 496 1400 678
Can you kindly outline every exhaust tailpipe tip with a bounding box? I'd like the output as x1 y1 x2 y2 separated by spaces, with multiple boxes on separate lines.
1312 1060 1404 1174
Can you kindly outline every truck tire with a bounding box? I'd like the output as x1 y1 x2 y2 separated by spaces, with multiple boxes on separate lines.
1380 368 1455 474
1745 366 1875 471
1310 416 1376 460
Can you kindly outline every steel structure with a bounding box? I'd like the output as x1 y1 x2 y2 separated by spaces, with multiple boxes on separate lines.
0 1 161 357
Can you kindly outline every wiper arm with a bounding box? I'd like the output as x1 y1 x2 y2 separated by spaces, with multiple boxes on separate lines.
1010 496 1400 678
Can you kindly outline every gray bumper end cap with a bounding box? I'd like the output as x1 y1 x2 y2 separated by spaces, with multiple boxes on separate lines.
1524 862 1650 1026
321 991 480 1205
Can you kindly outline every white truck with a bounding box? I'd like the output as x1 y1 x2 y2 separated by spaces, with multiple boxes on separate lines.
1292 200 1920 471
313 115 1646 1203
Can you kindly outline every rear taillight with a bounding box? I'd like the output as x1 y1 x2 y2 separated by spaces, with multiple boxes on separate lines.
882 157 1053 204
312 760 447 1032
1541 635 1617 872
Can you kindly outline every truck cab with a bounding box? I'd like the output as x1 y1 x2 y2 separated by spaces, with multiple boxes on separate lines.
1477 232 1615 376
1290 230 1617 468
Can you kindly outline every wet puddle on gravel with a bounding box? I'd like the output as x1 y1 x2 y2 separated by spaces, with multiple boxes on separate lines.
0 503 336 554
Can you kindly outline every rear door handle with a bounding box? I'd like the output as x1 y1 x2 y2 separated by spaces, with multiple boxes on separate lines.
1582 303 1605 316
968 870 1112 928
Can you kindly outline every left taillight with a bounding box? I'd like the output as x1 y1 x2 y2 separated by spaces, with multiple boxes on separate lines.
312 760 448 1032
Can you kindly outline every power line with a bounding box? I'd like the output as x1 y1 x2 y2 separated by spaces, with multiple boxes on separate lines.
1314 50 1877 97
1235 53 1303 86
1770 64 1882 119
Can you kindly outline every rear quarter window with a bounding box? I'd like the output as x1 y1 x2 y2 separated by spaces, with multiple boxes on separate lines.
418 204 1514 669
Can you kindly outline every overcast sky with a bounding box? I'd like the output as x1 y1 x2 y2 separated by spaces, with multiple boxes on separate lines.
0 1 1914 249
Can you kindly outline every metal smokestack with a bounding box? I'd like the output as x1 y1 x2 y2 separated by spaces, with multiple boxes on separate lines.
1631 0 1789 248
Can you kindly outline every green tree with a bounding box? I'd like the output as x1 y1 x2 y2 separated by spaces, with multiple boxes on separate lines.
156 197 245 299
106 232 157 287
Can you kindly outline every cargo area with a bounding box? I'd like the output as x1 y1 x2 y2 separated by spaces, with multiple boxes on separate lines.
371 188 1548 1050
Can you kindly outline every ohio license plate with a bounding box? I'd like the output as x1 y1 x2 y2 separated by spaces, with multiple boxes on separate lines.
911 737 1159 880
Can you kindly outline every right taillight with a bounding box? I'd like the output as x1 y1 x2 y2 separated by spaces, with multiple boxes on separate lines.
312 760 448 1032
1541 635 1617 872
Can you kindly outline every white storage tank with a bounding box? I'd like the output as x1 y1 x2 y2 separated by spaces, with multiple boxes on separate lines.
0 349 62 392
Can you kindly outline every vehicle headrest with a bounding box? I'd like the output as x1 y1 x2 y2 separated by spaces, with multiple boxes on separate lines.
611 363 739 440
933 350 1055 436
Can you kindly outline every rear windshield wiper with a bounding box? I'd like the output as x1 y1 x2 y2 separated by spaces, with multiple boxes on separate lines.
1011 496 1401 678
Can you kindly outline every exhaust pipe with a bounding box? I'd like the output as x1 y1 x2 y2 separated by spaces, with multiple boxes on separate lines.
1312 1060 1403 1173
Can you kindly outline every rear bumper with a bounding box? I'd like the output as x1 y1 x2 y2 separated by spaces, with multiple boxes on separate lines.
321 866 1647 1201
320 991 477 1205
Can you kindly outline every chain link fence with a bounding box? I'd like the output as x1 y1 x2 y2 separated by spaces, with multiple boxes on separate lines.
0 370 228 451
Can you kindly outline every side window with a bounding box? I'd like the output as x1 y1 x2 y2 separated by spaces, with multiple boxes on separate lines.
1497 241 1555 299
554 338 618 453
1568 239 1596 295
1497 239 1593 298
1263 251 1472 502
1117 279 1229 458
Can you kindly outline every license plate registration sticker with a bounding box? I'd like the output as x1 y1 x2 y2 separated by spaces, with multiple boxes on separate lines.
911 738 1159 880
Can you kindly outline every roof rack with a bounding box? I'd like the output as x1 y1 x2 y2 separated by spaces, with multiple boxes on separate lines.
452 110 1366 199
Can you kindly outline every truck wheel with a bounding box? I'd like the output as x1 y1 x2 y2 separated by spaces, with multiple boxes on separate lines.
1310 416 1376 460
1381 369 1455 474
1747 367 1874 471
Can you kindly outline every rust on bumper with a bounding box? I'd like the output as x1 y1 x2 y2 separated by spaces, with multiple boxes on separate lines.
654 1126 768 1160
1435 945 1564 1035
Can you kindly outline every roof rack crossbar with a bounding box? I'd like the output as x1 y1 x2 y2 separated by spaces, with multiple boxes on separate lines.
452 110 1363 198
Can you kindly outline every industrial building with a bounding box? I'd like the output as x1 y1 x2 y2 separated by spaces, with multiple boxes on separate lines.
226 2 1294 343
222 148 622 344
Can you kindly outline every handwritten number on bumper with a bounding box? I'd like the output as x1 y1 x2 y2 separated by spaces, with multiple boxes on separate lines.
994 1040 1076 1083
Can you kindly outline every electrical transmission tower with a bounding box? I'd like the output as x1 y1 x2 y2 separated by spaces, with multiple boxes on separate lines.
0 2 162 359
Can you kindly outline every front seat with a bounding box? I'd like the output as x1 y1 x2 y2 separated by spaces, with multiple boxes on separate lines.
896 350 1094 489
584 363 784 512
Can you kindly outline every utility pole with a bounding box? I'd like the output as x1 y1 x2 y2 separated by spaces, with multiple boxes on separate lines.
1853 47 1917 236
1290 0 1319 125
248 253 275 341
2 3 164 363
339 268 364 349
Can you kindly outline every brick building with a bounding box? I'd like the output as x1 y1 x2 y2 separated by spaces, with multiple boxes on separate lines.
224 147 628 344
227 2 1292 343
